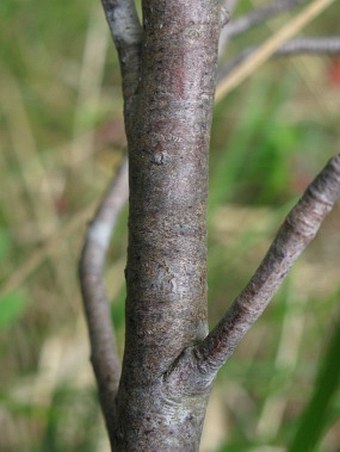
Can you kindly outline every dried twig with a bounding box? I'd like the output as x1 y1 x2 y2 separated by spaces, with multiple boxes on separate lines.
218 36 340 82
219 0 305 56
216 0 336 102
226 0 305 39
276 36 340 55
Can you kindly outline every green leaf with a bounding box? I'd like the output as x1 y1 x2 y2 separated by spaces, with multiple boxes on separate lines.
0 291 27 329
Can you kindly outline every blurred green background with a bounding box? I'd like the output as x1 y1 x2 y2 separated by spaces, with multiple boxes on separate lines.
0 1 339 451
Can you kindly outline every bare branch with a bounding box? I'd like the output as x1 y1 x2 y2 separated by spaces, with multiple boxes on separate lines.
226 0 306 39
100 0 142 104
79 158 128 431
219 0 305 56
215 0 337 102
193 154 340 378
277 36 340 55
80 1 139 431
82 4 139 416
218 36 340 82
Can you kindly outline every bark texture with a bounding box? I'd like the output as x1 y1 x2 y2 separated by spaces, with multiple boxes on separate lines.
114 1 221 449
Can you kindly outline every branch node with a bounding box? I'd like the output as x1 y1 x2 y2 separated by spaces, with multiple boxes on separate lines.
220 7 231 28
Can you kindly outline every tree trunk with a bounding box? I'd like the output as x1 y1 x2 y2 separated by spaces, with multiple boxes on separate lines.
113 1 221 449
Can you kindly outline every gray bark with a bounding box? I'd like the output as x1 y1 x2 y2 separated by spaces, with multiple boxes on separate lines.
114 1 221 449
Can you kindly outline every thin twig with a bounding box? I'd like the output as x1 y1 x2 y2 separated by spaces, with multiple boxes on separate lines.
79 0 142 432
218 36 340 82
193 154 340 378
277 36 340 55
219 0 305 56
226 0 306 39
79 158 128 427
215 0 336 102
101 0 142 104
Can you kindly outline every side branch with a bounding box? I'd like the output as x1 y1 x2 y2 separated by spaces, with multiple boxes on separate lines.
195 154 340 376
277 36 340 55
215 0 337 101
101 0 142 104
218 37 340 82
166 154 340 393
219 0 305 55
79 159 128 429
225 0 305 39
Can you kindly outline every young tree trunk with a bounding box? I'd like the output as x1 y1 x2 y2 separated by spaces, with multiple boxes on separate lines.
79 1 340 450
114 1 221 449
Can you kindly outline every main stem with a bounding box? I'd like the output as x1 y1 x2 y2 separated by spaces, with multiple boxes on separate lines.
112 1 221 449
